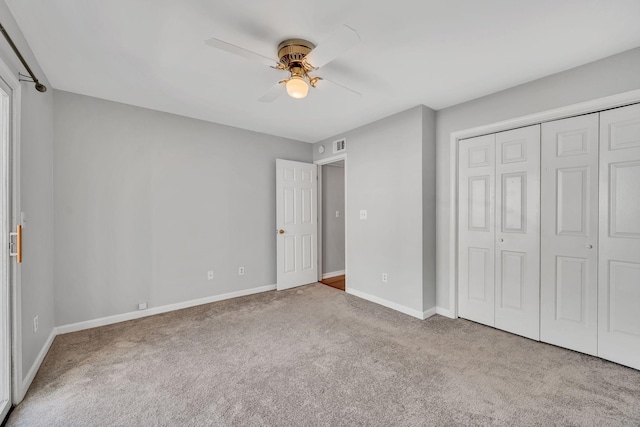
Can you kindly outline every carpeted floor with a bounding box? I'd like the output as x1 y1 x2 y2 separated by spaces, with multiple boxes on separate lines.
7 283 640 426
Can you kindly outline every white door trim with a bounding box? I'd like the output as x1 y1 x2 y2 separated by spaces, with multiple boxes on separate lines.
0 55 21 408
448 89 640 319
314 153 347 289
315 153 347 166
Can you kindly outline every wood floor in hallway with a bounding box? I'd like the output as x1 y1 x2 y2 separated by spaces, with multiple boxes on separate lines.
320 274 345 291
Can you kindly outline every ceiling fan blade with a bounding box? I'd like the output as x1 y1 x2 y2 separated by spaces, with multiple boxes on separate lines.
318 78 361 97
258 82 285 103
205 37 279 68
305 25 361 69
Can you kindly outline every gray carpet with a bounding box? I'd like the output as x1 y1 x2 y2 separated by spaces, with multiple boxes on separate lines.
7 283 640 426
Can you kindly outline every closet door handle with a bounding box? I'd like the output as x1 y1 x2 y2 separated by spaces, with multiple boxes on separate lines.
9 225 22 263
498 238 504 242
586 244 593 249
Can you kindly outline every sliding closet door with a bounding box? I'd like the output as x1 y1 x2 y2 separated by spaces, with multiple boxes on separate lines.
540 114 599 355
598 103 640 370
458 134 495 327
494 125 540 340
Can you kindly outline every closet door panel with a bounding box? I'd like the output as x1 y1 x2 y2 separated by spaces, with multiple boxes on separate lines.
494 125 540 340
540 113 599 355
599 103 640 370
458 134 495 327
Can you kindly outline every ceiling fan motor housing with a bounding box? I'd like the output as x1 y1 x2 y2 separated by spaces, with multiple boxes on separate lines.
277 38 315 69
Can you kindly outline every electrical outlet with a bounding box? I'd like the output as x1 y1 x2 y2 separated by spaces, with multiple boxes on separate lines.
33 315 38 333
238 266 245 276
382 273 388 283
360 210 367 220
336 211 340 218
207 270 214 280
138 302 148 310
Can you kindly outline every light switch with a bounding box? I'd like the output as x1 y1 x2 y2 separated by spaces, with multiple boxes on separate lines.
360 210 367 220
336 211 340 218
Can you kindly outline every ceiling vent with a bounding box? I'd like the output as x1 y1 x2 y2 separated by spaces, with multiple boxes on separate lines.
333 138 346 154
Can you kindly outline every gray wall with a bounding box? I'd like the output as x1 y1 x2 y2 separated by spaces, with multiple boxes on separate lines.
314 105 436 314
321 165 345 274
435 47 640 310
0 4 55 381
17 73 54 381
53 91 311 326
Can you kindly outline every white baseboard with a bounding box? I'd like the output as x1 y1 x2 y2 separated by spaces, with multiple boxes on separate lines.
321 270 345 279
18 329 56 402
436 306 455 319
56 284 276 335
423 307 437 319
346 288 431 320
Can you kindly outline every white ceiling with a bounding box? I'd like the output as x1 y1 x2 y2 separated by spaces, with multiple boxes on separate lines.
6 0 640 142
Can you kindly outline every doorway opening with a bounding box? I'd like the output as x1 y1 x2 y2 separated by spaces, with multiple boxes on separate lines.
318 158 346 291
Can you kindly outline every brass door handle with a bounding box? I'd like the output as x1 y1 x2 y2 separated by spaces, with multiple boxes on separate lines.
10 225 22 263
278 229 285 234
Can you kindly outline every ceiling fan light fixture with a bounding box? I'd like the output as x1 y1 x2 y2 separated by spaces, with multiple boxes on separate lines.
285 76 309 99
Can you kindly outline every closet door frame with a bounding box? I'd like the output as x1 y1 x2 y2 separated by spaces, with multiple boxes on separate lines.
448 89 640 320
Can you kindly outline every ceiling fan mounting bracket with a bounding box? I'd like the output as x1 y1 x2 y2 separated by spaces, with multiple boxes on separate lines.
277 38 316 70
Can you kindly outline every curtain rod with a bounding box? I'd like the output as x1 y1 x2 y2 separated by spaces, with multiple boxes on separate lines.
0 20 47 92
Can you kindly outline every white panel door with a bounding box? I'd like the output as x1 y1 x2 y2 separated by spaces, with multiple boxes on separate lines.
598 103 640 370
458 134 496 327
276 159 318 290
494 125 540 340
540 114 599 355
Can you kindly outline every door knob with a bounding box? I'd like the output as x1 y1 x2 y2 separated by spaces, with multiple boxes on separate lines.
279 229 285 234
499 238 504 242
586 244 593 249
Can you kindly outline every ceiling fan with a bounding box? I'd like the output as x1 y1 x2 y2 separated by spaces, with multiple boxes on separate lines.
205 25 361 102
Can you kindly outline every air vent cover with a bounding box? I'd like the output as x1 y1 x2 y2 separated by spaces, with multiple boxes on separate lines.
333 138 346 153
